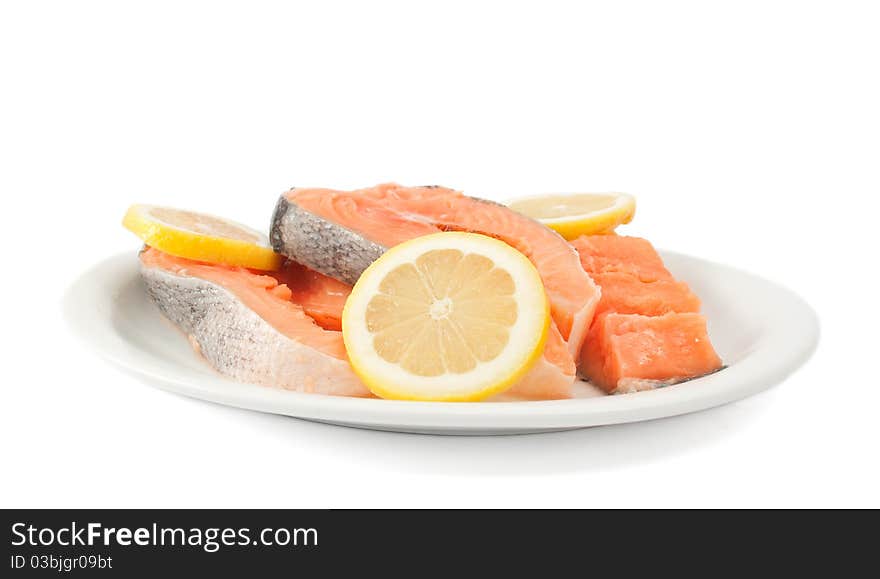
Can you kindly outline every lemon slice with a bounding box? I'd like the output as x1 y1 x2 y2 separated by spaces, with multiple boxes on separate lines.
507 193 636 240
342 232 550 402
122 204 282 270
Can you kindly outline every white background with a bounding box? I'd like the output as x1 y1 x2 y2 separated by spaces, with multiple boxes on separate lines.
1 1 877 508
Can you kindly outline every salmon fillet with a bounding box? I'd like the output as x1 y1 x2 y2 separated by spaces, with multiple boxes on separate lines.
270 183 601 360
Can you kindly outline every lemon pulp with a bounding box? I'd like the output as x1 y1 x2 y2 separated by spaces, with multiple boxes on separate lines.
342 232 549 402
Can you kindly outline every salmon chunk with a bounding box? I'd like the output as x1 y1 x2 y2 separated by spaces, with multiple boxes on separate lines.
572 235 722 392
572 234 673 282
590 272 701 317
580 312 723 393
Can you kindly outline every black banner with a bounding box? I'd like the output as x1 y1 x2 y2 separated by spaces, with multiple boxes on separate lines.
1 510 874 575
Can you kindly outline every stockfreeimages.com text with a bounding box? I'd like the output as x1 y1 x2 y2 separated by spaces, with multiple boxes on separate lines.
11 522 317 553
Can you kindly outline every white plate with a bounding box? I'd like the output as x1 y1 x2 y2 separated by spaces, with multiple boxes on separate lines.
63 252 818 435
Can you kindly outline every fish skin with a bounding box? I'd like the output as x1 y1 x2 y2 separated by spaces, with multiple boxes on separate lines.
270 195 385 285
141 262 370 397
615 366 726 394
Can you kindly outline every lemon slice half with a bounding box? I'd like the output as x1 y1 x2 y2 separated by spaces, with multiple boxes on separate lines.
508 193 636 239
342 232 550 402
123 204 282 270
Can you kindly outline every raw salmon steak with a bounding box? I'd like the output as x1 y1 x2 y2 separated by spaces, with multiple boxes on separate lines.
139 247 370 397
270 183 601 360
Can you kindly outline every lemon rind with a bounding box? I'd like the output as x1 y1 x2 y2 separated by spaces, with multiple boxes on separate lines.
508 193 636 240
122 204 283 270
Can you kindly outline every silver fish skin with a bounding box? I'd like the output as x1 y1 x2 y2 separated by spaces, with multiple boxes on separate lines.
140 263 370 397
613 366 727 394
270 195 385 285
